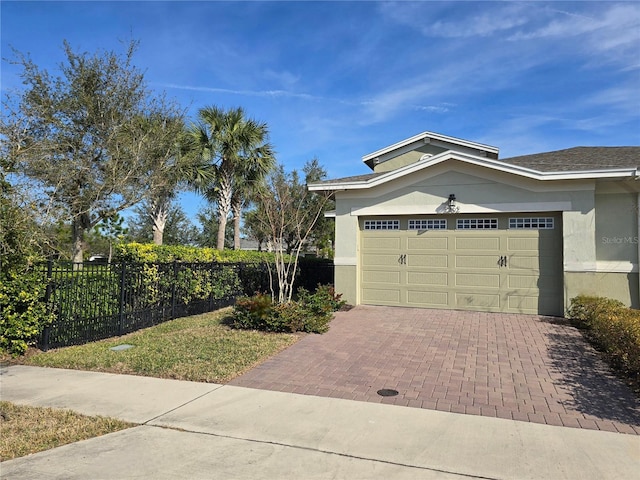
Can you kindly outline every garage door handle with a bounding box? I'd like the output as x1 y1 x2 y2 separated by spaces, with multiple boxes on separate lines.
398 254 407 265
498 255 508 267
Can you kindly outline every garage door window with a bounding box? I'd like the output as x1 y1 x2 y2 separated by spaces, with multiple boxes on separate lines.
364 219 400 230
408 219 447 230
509 217 554 229
456 218 498 229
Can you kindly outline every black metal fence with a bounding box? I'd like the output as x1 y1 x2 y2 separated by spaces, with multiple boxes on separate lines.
37 259 334 351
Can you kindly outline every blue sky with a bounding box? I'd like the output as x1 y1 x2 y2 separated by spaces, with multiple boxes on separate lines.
2 1 639 223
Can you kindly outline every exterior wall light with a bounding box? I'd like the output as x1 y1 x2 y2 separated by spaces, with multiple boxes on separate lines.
446 194 459 214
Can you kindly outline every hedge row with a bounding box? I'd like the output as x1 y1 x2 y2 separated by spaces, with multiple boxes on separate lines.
567 295 640 379
115 243 280 264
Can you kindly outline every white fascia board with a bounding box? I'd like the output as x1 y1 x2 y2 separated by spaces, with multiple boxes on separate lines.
309 152 639 192
350 201 573 217
361 131 499 164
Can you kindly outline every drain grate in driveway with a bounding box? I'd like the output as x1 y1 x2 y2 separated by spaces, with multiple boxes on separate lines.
377 388 399 397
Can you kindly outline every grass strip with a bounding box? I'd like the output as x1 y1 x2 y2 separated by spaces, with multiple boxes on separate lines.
21 308 299 383
0 401 134 461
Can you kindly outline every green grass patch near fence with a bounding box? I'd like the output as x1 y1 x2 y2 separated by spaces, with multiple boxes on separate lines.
21 308 299 383
0 401 134 461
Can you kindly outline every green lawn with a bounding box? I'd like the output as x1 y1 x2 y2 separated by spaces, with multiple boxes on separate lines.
21 307 299 383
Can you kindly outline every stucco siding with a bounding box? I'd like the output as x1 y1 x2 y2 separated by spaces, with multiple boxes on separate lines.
334 265 358 305
373 144 448 173
565 272 639 308
595 192 638 265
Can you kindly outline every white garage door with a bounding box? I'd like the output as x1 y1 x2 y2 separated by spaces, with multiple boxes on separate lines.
360 214 563 315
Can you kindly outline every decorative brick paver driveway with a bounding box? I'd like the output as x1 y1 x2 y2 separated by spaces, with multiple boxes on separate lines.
230 306 640 434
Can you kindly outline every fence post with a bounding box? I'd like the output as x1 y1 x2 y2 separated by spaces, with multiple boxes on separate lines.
41 259 54 352
171 261 178 319
208 262 214 312
118 262 126 335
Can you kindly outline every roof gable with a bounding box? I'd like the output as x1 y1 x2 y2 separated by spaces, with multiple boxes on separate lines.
362 131 499 171
309 148 640 192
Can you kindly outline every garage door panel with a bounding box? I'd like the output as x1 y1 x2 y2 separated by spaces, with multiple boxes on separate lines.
456 237 500 251
456 292 500 309
507 295 538 312
508 274 539 289
407 271 448 286
362 237 401 250
508 237 539 251
508 257 539 270
362 270 401 284
362 288 401 304
456 255 500 269
409 254 448 268
407 237 448 250
362 254 401 266
407 290 449 306
456 273 500 288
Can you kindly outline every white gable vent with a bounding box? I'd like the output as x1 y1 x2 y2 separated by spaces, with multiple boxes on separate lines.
419 153 433 161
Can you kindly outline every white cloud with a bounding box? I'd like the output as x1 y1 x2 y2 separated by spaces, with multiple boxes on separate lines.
156 83 320 101
262 69 301 89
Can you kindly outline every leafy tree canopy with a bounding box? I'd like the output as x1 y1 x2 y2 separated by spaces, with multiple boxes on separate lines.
0 39 185 263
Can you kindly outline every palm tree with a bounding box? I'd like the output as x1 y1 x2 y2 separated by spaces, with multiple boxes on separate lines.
144 126 215 245
189 106 274 250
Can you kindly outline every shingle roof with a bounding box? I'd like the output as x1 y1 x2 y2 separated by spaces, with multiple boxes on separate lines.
310 172 382 186
310 146 640 189
501 147 639 172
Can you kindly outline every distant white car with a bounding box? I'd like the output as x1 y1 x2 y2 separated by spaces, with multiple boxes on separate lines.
88 255 108 263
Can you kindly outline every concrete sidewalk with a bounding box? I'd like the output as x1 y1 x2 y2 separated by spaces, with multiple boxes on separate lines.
1 365 639 480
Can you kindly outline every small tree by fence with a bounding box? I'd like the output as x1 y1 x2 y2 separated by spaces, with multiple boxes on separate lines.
37 259 333 351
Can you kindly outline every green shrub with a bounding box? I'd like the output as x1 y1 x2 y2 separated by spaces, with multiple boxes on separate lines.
115 243 279 264
567 295 625 329
567 295 640 378
0 269 54 355
231 285 345 334
233 292 278 331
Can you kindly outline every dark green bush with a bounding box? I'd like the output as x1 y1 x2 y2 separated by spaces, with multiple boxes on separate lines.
232 285 345 334
567 295 640 378
233 292 278 331
0 269 54 355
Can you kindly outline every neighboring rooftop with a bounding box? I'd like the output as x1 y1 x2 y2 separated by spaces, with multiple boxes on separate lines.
501 146 639 172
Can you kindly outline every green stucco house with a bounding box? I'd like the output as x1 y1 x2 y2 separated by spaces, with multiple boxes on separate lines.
309 131 639 316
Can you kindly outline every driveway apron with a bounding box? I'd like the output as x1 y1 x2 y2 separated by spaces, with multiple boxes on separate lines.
230 305 640 435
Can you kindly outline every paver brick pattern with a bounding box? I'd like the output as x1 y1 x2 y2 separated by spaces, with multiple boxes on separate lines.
230 306 640 434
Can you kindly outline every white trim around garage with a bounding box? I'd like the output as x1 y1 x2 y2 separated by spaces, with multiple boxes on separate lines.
350 201 573 216
564 261 639 273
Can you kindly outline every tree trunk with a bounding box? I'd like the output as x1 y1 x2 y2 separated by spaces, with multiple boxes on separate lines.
216 175 233 250
71 213 90 267
232 200 242 250
217 214 228 251
71 229 84 265
150 199 168 246
152 226 164 246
